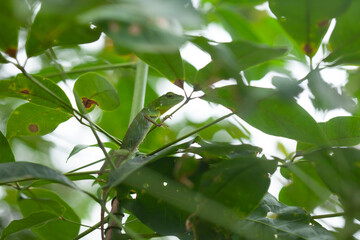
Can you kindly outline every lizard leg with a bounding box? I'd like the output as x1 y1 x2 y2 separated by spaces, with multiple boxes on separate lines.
144 115 168 127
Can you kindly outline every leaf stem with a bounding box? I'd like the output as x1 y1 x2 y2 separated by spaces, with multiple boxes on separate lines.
43 62 137 78
73 216 110 240
311 212 345 219
64 170 106 176
147 112 235 156
129 59 148 122
67 158 105 173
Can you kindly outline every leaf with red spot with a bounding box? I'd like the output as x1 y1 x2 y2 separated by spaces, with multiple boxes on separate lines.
73 72 120 113
0 0 31 56
0 74 72 113
6 103 71 138
269 0 351 57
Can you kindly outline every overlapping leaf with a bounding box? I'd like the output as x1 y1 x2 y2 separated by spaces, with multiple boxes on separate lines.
0 130 15 163
26 0 101 57
269 0 351 56
279 161 331 212
0 162 76 188
0 74 72 113
18 188 80 240
325 0 360 65
203 85 325 144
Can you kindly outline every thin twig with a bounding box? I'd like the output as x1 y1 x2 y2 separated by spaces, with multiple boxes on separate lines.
43 62 137 78
311 212 345 220
146 112 235 156
73 216 110 240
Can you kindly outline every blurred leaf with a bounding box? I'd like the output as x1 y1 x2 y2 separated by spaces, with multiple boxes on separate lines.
272 76 303 98
0 54 9 63
67 142 119 161
269 0 351 56
0 130 15 163
124 213 155 235
235 193 335 239
136 50 184 86
307 69 355 112
73 72 120 112
0 0 31 57
191 37 288 76
0 211 58 240
186 139 262 160
306 148 360 217
0 74 72 113
18 188 80 240
6 103 71 138
26 0 101 57
320 116 360 146
279 161 331 212
81 0 201 53
0 162 77 189
107 138 197 189
199 157 277 217
324 0 360 65
202 85 325 145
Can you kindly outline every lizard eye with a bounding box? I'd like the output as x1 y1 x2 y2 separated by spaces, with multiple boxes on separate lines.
166 93 174 98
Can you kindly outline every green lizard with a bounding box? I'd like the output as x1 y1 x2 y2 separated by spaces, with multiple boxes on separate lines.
100 91 184 172
100 92 184 239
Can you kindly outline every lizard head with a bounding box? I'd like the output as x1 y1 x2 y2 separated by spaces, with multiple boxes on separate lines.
155 92 184 114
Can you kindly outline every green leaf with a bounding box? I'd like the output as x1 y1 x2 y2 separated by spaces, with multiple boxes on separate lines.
124 213 155 235
80 0 200 53
0 130 15 163
0 162 77 189
202 85 325 145
269 0 351 56
191 37 288 75
307 69 355 112
324 0 360 65
0 211 58 240
279 161 331 212
0 74 72 113
6 103 71 138
305 148 360 217
0 53 9 63
199 157 277 217
73 72 120 113
236 194 335 239
107 138 197 189
0 0 31 57
136 50 184 86
18 188 80 240
67 142 119 161
272 76 303 98
186 139 262 160
320 116 360 146
25 0 101 57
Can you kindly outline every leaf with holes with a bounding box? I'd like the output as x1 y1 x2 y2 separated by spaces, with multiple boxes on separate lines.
269 0 351 56
0 74 72 113
73 72 120 113
6 103 71 138
0 130 15 163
